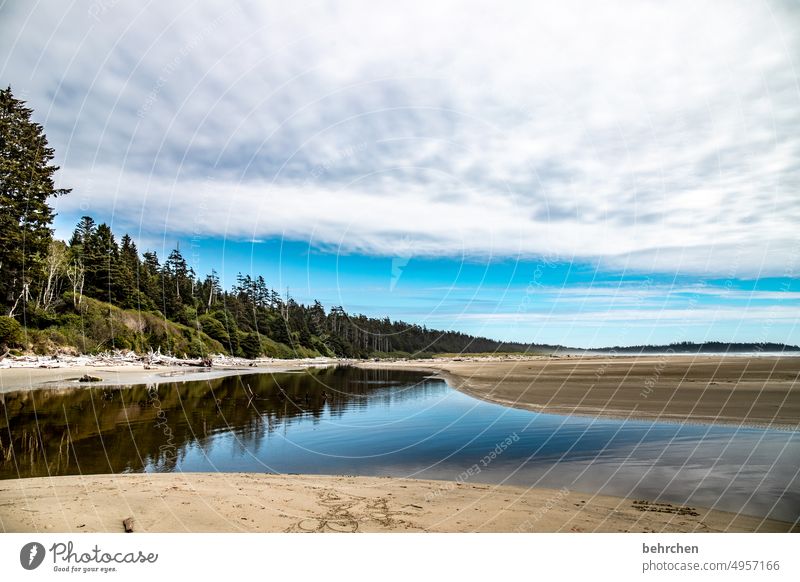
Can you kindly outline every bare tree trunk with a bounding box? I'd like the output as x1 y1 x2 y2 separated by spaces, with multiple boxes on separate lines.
66 260 85 308
40 242 67 312
7 283 29 318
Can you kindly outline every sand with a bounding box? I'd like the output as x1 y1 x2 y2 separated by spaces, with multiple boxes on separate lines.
1 355 797 533
3 355 798 429
0 358 338 394
362 355 800 429
1 473 793 533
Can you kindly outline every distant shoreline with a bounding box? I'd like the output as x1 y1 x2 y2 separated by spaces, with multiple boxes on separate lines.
574 350 800 358
577 350 800 357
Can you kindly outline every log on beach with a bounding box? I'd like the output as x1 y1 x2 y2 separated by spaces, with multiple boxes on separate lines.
122 517 135 533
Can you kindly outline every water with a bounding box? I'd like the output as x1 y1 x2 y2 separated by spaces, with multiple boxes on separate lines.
1 367 798 522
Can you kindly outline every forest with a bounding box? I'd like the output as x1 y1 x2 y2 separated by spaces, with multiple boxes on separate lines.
0 86 534 359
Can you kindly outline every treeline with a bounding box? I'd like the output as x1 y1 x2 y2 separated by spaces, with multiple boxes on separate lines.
592 341 800 354
0 86 534 358
19 214 534 357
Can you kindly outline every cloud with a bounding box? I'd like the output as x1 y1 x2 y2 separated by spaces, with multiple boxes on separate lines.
2 0 799 276
521 285 800 303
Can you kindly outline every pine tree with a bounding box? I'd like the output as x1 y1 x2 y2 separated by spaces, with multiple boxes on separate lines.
162 247 195 321
68 216 96 251
201 270 222 312
83 223 119 301
140 251 162 310
0 86 70 315
65 216 95 306
117 234 140 308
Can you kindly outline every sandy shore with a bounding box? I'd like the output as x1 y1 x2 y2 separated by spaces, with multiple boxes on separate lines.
1 473 792 533
1 357 797 533
362 355 800 429
0 358 338 394
2 354 798 428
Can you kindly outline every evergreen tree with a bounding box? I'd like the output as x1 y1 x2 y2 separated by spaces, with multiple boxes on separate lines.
200 270 222 313
0 86 70 315
83 223 119 300
68 216 96 252
116 234 141 308
162 247 194 321
140 251 162 310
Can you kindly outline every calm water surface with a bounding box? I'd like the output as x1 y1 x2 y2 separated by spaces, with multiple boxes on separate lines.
1 367 797 521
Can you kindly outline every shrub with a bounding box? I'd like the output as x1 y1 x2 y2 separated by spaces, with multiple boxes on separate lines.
186 336 208 358
239 332 263 359
27 306 61 328
198 314 230 344
0 316 23 348
176 305 198 327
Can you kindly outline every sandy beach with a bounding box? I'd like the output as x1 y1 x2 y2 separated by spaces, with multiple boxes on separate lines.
363 355 800 429
3 354 798 429
1 355 797 533
1 473 793 533
0 358 339 394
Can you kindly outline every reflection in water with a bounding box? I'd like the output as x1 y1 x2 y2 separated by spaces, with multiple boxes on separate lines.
0 367 429 478
1 366 798 522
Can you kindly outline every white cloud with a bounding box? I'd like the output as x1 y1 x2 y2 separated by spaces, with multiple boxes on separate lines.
2 0 799 275
523 285 800 302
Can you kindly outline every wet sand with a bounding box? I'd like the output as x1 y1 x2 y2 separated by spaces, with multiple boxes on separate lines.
2 355 798 428
1 473 792 533
364 355 800 429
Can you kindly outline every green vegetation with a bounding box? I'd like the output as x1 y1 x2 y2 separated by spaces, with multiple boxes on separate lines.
0 87 70 321
0 315 23 349
0 86 534 359
21 294 224 357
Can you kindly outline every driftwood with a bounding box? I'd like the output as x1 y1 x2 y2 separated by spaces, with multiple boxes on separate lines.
144 348 213 368
1 349 222 370
180 357 213 368
122 517 135 533
0 348 338 371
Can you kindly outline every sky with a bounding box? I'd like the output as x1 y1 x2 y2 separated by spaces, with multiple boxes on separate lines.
1 0 799 347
